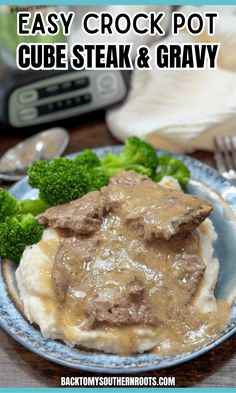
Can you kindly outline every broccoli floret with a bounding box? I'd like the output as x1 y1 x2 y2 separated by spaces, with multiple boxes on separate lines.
28 140 159 207
154 154 190 189
0 188 49 222
75 150 108 189
87 168 109 191
0 189 46 262
28 155 109 207
0 188 18 221
28 157 91 206
0 214 44 262
28 159 48 189
75 149 101 168
101 136 159 178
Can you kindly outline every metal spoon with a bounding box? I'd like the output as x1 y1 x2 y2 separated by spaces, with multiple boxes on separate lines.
0 127 69 182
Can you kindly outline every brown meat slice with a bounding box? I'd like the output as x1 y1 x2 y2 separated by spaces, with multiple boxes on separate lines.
103 173 213 240
37 170 212 240
84 278 159 328
37 191 109 235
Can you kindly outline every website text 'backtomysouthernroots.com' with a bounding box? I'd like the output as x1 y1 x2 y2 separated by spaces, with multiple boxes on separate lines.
61 376 176 387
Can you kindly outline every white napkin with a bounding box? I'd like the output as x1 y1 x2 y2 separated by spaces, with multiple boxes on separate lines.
106 6 236 152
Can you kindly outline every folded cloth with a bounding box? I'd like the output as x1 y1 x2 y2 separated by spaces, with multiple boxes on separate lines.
106 6 236 152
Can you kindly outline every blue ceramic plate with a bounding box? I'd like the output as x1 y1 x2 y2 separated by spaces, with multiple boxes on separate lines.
0 146 236 373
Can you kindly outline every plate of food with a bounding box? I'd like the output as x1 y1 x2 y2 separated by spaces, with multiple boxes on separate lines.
0 137 235 373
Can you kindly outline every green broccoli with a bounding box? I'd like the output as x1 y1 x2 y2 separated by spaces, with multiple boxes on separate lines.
0 188 48 222
28 156 108 207
74 150 109 191
29 158 89 206
28 138 159 208
0 188 18 221
0 189 45 262
27 138 190 208
101 136 159 178
86 168 109 191
154 154 190 189
0 214 44 262
74 149 101 168
0 189 46 262
28 159 49 189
